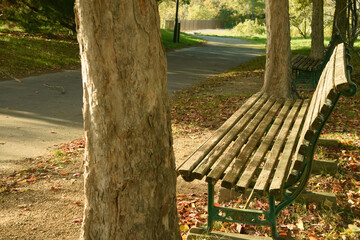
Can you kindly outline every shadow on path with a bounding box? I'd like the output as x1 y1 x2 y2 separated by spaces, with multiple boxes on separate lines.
0 35 264 171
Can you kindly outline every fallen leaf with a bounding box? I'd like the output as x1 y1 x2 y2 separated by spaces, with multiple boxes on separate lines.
348 224 360 233
296 219 304 230
73 218 83 223
28 177 37 182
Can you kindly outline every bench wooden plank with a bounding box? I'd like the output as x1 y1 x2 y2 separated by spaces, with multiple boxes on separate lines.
290 50 336 176
303 58 317 71
269 99 310 198
291 55 303 67
293 55 322 72
287 44 349 185
178 93 262 180
252 99 304 194
334 45 351 92
235 100 294 193
203 97 277 184
190 95 269 180
296 62 326 141
319 53 336 110
308 59 322 71
292 55 306 69
312 52 336 124
216 98 284 188
298 57 313 70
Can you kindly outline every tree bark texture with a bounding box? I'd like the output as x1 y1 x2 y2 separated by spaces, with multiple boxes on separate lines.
75 1 181 239
332 0 347 43
310 0 324 60
262 0 296 99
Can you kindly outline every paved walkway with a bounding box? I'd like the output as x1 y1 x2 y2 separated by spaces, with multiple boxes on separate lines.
0 35 264 172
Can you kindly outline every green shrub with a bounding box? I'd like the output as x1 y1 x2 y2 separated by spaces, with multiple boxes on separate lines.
231 19 266 36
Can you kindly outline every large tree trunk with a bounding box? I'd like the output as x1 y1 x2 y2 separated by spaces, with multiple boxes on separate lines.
332 0 347 43
262 0 296 99
75 1 181 239
310 0 324 60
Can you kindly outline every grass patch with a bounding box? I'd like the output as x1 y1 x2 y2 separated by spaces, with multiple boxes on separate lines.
0 29 204 80
0 32 80 80
161 29 205 50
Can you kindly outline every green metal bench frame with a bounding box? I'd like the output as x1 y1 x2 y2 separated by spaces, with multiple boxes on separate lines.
178 44 357 239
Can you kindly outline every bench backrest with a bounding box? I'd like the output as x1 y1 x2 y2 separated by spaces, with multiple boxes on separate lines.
287 43 357 184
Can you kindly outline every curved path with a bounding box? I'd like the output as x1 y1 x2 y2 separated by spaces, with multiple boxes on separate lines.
0 35 264 172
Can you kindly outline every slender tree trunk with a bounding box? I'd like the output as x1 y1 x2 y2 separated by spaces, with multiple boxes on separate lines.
75 1 181 239
262 0 297 99
332 0 347 43
349 0 359 47
310 0 324 60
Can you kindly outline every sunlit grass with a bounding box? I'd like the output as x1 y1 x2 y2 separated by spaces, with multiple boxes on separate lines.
0 33 80 79
0 29 204 80
161 29 205 50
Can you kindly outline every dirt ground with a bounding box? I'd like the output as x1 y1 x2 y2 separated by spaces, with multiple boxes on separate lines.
0 76 263 239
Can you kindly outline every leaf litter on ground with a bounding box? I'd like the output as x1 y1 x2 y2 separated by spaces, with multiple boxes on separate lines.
1 50 359 239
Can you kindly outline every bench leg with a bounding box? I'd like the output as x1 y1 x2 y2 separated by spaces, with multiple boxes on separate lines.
206 183 215 233
268 195 279 239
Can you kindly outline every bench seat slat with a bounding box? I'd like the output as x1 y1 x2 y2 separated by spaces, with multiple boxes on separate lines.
252 99 304 194
293 55 308 68
308 59 322 71
299 57 313 70
291 55 322 72
190 95 269 180
217 98 284 188
178 92 262 180
269 99 310 198
200 97 277 183
303 58 316 71
293 56 306 69
235 100 294 193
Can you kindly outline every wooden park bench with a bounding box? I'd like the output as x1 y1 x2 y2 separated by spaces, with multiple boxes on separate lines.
177 43 357 239
291 35 340 89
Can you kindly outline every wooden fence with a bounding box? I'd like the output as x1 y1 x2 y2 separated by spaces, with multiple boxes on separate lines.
164 19 223 31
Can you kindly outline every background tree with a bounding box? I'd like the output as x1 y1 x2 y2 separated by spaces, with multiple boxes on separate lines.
347 0 359 47
310 0 324 59
331 0 347 43
75 0 181 239
158 0 265 29
262 0 297 99
289 0 312 38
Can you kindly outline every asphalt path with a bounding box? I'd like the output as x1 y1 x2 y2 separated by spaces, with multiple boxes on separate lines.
0 35 264 172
